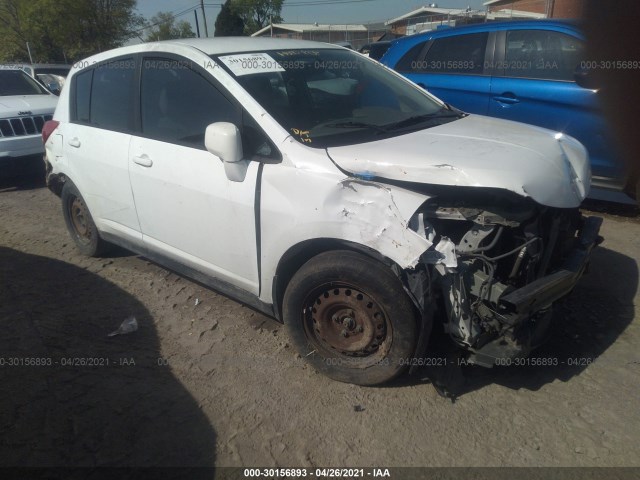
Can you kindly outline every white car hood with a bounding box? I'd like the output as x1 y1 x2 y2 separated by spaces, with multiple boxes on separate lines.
0 95 58 117
326 115 590 208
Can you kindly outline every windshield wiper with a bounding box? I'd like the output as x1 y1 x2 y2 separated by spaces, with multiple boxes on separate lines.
384 111 463 132
321 121 389 134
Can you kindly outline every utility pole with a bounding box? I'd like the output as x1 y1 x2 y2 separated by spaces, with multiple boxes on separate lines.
26 42 34 64
200 0 209 37
194 9 201 38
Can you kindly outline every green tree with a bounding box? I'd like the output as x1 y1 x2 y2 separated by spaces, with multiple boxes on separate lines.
144 11 195 42
0 0 143 63
214 0 244 37
231 0 283 35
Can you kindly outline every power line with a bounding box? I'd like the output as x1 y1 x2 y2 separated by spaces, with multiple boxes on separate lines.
203 0 379 6
132 0 382 38
131 4 200 35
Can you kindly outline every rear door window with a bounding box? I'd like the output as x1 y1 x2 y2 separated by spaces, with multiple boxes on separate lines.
420 32 488 74
90 59 136 131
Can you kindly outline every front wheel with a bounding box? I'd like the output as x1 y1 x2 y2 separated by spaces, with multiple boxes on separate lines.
283 250 419 385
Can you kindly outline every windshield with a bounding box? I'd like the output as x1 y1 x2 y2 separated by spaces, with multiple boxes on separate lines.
213 49 460 148
0 70 50 96
34 66 70 77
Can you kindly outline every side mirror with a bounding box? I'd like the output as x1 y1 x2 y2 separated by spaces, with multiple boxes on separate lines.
204 122 249 182
574 64 599 90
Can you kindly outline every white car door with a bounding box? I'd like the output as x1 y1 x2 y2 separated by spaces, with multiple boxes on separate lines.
62 58 142 245
128 57 261 294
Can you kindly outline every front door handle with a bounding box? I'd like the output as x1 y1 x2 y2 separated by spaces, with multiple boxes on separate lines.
493 93 520 105
417 82 427 89
68 138 81 148
133 154 153 167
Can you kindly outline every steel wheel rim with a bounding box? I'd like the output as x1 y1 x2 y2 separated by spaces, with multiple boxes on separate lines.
303 283 392 367
69 196 91 244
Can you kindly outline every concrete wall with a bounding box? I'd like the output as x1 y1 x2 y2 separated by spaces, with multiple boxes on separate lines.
550 0 585 18
489 0 546 14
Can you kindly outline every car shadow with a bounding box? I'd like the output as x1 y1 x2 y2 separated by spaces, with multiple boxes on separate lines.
391 245 637 401
0 247 217 475
582 198 639 218
0 173 46 193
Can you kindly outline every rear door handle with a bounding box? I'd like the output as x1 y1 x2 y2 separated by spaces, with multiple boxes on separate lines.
68 138 81 148
493 94 520 105
133 154 153 168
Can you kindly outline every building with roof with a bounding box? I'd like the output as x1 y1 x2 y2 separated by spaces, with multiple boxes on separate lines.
251 23 389 50
385 5 486 36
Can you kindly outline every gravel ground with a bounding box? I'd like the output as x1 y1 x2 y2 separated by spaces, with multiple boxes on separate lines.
0 177 638 473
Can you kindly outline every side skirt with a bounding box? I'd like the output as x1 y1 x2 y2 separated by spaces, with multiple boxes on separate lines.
100 232 277 321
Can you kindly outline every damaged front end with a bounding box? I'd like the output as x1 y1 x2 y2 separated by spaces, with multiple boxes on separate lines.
409 188 603 367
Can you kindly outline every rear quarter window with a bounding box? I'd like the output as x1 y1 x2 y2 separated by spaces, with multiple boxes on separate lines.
74 70 92 123
395 42 429 72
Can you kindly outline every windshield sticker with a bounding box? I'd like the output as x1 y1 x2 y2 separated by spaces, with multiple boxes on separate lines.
292 128 312 143
275 50 321 58
218 53 285 77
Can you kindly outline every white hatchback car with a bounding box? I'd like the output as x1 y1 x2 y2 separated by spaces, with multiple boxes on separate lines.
44 38 602 386
1 69 57 176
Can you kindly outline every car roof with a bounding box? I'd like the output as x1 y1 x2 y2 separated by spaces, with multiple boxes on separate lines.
0 63 70 68
396 19 579 42
73 37 344 69
154 37 339 55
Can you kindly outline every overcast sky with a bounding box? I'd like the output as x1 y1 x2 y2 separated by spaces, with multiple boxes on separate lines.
135 0 490 35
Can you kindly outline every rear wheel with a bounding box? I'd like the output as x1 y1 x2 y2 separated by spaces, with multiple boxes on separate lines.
61 181 110 257
284 250 418 385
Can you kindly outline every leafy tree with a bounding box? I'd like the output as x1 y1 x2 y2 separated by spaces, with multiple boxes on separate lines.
0 0 144 63
214 0 244 37
232 0 283 35
144 11 195 42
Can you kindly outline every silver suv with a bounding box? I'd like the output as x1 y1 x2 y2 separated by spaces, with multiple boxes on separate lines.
0 69 58 177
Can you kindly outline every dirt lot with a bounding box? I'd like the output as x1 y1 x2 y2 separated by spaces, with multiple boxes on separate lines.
0 176 639 473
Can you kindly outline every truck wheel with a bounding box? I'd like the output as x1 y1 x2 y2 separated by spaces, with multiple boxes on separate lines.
283 250 418 385
61 181 110 257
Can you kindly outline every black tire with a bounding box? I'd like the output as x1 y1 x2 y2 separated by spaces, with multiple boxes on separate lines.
61 180 111 257
283 250 418 386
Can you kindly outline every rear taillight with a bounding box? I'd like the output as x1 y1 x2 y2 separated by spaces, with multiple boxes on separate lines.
42 120 59 144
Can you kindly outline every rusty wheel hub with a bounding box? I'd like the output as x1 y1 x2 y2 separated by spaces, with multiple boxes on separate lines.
306 285 390 358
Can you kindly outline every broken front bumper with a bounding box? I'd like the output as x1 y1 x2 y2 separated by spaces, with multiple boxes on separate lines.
468 215 603 367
